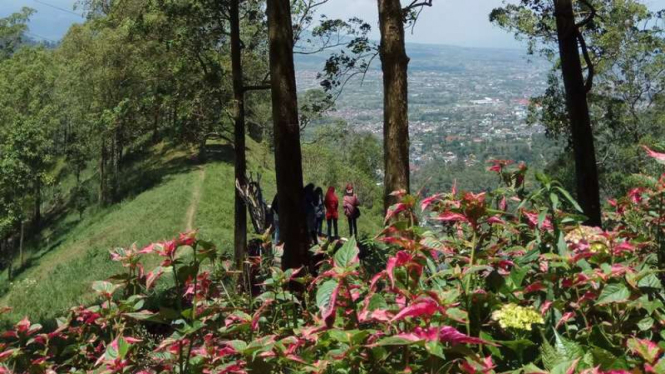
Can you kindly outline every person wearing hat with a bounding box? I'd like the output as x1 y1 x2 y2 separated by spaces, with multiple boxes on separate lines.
343 183 361 238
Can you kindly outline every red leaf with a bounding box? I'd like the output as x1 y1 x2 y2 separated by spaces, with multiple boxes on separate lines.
386 251 412 288
420 194 442 212
16 317 30 333
487 216 506 225
146 268 164 290
556 312 575 329
0 349 16 361
565 359 581 374
439 326 493 345
178 230 197 246
321 284 340 323
643 145 665 164
385 203 407 223
499 197 508 211
524 281 545 294
252 299 274 331
436 212 469 223
390 299 440 322
390 189 408 198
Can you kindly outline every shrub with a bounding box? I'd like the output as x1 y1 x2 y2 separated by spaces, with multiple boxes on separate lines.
3 149 665 373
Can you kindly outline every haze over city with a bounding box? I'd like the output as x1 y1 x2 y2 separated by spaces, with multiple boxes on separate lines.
8 0 664 48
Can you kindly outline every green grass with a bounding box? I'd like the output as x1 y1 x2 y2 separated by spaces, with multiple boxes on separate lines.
0 138 383 327
0 151 205 325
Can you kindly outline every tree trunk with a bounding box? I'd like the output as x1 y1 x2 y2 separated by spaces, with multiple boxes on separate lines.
554 0 602 226
378 0 411 212
99 138 107 205
152 107 160 144
33 178 41 229
231 0 248 270
19 221 24 268
267 0 309 271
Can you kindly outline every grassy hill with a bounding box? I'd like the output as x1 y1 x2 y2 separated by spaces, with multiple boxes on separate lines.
0 139 383 327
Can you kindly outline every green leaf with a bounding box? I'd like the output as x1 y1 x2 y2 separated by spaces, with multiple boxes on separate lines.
538 210 547 229
501 339 536 355
425 341 445 359
517 248 540 265
334 237 358 268
554 329 585 363
507 266 529 290
521 363 548 374
367 293 388 311
627 338 661 364
117 336 130 359
328 329 351 343
638 316 655 331
480 331 503 359
124 311 156 321
555 187 583 213
349 330 371 345
541 337 559 371
550 360 578 374
638 273 663 289
597 283 631 305
446 307 468 323
375 335 419 346
92 281 119 297
650 358 665 374
550 192 559 211
557 231 569 257
543 330 586 371
316 279 339 318
535 171 550 186
226 340 248 353
589 326 621 355
589 347 623 370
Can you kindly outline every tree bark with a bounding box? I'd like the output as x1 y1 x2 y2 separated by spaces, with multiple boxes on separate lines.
267 0 309 271
100 138 107 206
19 221 24 268
378 0 411 212
231 0 248 270
554 0 602 226
33 178 41 229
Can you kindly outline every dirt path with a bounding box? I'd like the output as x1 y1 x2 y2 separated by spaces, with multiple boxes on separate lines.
185 166 206 231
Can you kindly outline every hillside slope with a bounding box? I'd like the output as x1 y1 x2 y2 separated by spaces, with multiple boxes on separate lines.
0 140 382 326
0 142 265 325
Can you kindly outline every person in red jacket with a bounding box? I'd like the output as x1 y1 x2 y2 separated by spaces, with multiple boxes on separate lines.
324 186 339 239
343 183 361 238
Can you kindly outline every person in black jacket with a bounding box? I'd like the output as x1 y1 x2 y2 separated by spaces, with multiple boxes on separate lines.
271 194 280 244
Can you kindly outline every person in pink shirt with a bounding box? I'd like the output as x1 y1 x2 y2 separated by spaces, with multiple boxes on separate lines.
343 183 361 238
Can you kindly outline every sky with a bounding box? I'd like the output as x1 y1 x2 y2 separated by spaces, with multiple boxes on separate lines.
3 0 665 48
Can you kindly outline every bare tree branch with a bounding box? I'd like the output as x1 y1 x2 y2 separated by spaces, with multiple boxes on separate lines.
577 31 595 92
403 0 433 12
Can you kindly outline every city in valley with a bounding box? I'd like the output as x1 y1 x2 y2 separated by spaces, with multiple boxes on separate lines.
297 42 556 186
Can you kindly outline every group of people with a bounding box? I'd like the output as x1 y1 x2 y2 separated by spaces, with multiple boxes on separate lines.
271 183 361 245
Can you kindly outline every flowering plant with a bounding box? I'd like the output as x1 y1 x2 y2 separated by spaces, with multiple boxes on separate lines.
3 150 665 373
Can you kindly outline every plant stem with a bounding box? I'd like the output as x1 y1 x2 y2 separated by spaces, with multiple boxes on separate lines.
465 230 478 336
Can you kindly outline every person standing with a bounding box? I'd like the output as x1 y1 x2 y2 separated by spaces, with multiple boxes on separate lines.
304 184 318 245
324 186 339 239
343 183 361 238
314 187 325 237
271 194 280 244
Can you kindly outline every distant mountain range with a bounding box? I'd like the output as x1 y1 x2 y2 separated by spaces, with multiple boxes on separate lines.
295 41 548 73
